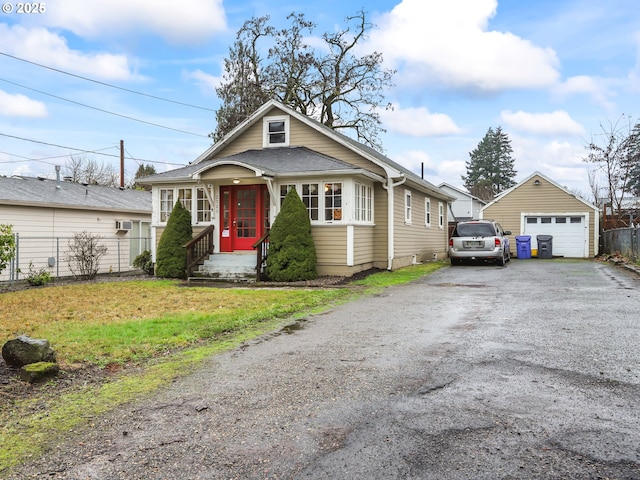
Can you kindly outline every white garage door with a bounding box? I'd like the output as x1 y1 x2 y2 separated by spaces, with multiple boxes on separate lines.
523 215 587 258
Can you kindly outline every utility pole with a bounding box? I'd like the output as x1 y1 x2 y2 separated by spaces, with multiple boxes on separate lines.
120 140 125 188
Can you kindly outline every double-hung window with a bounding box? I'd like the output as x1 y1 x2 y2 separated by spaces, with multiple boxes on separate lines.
177 188 192 216
324 182 342 221
355 182 373 222
160 188 174 222
438 202 445 228
264 116 289 147
404 190 412 224
301 183 319 220
196 187 211 223
425 198 431 227
279 184 296 205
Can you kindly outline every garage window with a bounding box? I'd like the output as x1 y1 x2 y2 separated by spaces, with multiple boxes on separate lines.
527 217 537 224
541 217 552 224
556 217 567 224
570 217 582 223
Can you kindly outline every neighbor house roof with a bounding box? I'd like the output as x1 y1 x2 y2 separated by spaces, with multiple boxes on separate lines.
139 147 373 183
0 175 152 214
438 183 487 204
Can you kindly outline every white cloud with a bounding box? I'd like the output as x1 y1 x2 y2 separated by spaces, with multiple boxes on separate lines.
0 24 138 80
40 0 227 44
381 106 462 136
553 75 614 109
500 110 586 136
369 0 560 92
393 149 436 177
0 90 47 117
185 69 221 95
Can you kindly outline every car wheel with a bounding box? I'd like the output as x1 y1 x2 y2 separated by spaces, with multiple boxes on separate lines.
497 253 506 266
450 258 462 266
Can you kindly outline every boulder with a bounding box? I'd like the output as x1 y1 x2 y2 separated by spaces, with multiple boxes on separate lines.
2 335 56 368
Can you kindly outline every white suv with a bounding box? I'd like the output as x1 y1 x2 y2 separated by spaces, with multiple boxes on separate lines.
448 220 511 266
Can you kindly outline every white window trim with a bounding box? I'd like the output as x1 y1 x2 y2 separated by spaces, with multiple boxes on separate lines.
438 201 445 229
354 181 374 224
263 115 290 147
404 189 412 225
157 186 214 226
425 198 431 227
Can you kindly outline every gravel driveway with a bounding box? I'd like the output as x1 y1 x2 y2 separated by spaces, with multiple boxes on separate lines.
5 259 640 479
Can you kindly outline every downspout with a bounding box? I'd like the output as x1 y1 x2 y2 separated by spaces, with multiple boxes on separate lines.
382 174 406 270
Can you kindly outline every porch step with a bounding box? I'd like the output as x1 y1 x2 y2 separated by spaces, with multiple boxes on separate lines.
193 252 257 282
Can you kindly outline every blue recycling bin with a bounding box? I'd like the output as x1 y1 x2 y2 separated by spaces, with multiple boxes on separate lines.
515 235 531 259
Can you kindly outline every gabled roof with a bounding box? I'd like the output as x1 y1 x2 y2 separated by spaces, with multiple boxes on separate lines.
139 147 375 183
0 175 152 213
481 171 599 212
150 99 453 201
438 183 487 204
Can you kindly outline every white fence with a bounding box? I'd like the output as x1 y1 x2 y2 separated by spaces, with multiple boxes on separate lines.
1 234 152 283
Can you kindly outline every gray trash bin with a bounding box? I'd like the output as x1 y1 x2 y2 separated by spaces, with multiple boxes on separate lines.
536 235 553 259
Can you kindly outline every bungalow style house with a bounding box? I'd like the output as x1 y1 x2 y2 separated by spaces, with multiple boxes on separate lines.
0 171 152 282
140 100 454 279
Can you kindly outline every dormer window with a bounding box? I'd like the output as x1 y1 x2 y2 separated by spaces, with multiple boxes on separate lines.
263 116 290 147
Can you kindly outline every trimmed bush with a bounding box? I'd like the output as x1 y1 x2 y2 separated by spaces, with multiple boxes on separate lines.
133 250 154 275
155 201 193 279
266 187 317 282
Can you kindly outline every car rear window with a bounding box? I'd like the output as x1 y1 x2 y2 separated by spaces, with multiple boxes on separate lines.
454 223 496 237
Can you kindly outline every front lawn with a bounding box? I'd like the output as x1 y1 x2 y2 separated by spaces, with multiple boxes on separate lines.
0 262 446 473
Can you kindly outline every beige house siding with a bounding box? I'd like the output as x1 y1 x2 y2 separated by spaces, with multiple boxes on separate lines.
353 225 375 266
216 107 387 178
482 175 597 257
312 225 347 275
392 186 448 268
200 165 256 181
372 183 389 268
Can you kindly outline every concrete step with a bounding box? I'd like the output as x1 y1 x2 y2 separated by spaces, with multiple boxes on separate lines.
195 252 257 281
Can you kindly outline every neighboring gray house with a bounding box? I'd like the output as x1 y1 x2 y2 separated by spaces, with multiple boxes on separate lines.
0 173 152 281
438 183 486 222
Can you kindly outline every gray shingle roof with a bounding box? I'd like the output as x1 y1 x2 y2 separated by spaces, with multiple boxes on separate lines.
139 146 361 183
0 175 152 213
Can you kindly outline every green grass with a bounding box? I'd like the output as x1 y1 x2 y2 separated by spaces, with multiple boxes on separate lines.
0 263 446 474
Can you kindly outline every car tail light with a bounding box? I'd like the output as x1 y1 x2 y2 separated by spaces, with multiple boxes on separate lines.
449 238 453 247
495 238 501 247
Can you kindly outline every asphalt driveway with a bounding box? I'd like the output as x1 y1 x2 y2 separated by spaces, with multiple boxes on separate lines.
5 259 640 479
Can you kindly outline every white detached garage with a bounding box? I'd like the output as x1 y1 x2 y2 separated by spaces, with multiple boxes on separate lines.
480 172 600 258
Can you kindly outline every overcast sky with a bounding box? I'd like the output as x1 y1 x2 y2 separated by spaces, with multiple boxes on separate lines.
1 0 639 198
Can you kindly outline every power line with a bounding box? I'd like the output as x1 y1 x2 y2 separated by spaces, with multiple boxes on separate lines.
0 78 210 138
0 132 187 166
0 50 217 113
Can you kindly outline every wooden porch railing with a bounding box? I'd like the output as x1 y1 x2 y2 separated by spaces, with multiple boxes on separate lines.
252 230 270 282
185 225 215 277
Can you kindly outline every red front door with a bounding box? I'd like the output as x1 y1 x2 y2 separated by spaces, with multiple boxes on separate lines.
220 185 268 252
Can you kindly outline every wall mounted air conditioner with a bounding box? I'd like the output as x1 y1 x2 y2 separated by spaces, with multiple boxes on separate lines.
116 220 133 232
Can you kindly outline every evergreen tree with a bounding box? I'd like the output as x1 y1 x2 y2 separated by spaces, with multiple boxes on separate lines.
266 188 317 282
133 163 157 191
155 201 193 279
462 126 517 199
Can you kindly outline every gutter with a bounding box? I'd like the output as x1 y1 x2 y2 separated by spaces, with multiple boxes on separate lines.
382 174 407 270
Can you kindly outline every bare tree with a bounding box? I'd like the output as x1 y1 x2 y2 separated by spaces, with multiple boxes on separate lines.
584 116 638 226
212 10 396 151
65 154 119 186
